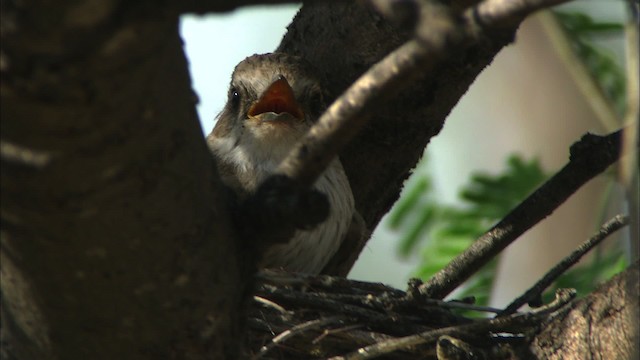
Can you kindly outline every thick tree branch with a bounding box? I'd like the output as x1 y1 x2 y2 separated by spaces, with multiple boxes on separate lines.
421 129 634 299
278 0 572 190
276 0 572 274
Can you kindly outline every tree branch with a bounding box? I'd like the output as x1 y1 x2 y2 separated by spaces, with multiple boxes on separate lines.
421 129 635 299
278 0 573 189
274 0 573 274
499 214 630 316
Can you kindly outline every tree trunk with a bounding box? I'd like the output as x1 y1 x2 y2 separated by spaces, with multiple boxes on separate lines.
2 2 243 359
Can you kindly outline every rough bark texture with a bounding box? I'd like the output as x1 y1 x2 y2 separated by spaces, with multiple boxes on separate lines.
1 1 637 359
531 264 640 360
2 2 244 359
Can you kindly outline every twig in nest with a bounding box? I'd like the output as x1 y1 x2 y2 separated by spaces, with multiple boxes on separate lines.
527 288 576 315
406 278 503 313
436 300 502 314
259 285 434 335
329 289 575 360
255 316 346 359
312 324 364 345
421 128 635 299
257 269 407 297
498 214 630 316
254 296 289 315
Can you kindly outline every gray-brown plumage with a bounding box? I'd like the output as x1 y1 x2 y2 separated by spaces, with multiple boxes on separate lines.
207 53 355 274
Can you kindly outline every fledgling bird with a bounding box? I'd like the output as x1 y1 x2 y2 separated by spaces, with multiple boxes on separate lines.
207 53 355 274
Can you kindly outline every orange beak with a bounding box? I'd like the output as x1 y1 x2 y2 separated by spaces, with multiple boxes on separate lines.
248 77 304 120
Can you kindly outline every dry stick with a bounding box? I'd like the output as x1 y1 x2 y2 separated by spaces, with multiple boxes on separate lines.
257 270 406 296
253 295 289 315
420 129 632 299
277 0 572 188
499 214 630 316
276 2 453 186
469 0 573 28
257 270 501 314
276 39 433 187
331 289 576 360
261 286 432 335
256 316 345 359
312 324 364 344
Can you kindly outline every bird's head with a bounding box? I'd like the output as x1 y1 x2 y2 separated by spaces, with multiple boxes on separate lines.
209 53 326 163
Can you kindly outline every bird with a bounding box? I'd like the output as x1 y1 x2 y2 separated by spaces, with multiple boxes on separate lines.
207 53 355 274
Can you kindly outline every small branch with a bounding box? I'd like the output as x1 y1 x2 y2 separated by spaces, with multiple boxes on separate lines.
259 270 500 314
312 324 364 344
257 269 407 296
277 38 432 187
254 296 290 315
258 285 434 335
469 0 571 29
499 215 630 316
407 278 503 313
0 141 53 168
256 316 346 359
421 129 636 299
527 288 576 315
277 0 572 188
414 298 504 314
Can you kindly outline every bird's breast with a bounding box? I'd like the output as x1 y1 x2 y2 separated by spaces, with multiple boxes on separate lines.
259 159 355 274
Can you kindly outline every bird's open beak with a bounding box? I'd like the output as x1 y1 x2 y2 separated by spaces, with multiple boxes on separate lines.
248 76 304 122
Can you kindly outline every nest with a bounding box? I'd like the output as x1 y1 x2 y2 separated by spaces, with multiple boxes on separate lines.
246 270 572 359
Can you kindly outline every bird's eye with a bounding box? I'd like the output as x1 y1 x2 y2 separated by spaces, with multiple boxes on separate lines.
229 87 240 107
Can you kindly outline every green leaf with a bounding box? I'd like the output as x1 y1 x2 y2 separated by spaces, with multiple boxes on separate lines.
553 11 627 116
397 205 437 256
388 177 430 230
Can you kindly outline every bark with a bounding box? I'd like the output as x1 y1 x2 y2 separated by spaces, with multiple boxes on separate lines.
531 263 639 360
2 2 243 359
1 1 636 359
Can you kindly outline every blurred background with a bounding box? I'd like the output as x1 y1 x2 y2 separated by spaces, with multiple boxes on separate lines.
180 0 634 308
